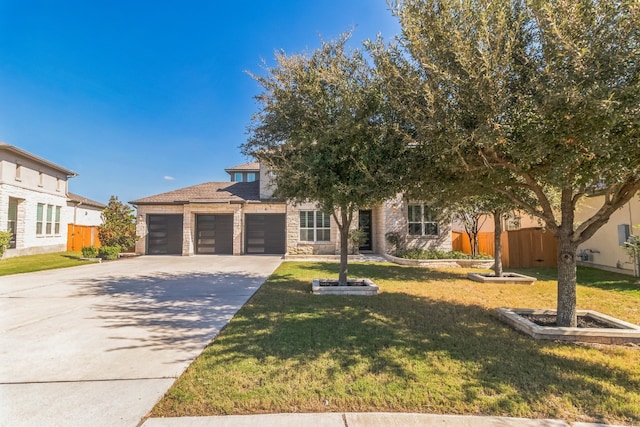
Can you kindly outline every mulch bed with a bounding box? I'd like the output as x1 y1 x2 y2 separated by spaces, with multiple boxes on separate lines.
318 280 369 287
521 313 618 329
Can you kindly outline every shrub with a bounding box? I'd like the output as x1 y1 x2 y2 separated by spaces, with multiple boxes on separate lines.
396 249 492 260
0 230 12 259
81 246 99 258
98 246 120 260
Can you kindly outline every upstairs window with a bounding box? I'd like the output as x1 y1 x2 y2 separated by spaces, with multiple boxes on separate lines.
408 204 439 236
247 172 257 182
299 211 331 242
234 172 243 182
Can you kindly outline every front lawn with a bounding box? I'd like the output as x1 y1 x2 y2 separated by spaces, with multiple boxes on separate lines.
152 262 640 425
0 251 98 276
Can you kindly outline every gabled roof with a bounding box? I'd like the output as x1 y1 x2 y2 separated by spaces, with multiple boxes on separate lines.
130 181 262 205
68 193 107 209
0 142 77 177
224 162 259 173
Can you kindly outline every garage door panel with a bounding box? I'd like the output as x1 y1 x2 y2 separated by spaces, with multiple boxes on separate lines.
245 214 285 254
196 215 233 254
147 215 183 255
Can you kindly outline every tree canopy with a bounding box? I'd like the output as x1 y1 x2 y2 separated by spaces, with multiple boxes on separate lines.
244 33 406 284
98 196 137 251
372 0 640 326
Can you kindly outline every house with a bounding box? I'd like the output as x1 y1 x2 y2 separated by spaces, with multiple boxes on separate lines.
0 143 104 258
575 194 640 275
130 162 452 256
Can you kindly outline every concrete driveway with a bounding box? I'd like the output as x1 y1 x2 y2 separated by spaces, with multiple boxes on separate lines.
0 255 282 427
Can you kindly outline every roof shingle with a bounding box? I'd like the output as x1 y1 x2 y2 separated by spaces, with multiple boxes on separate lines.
130 181 261 205
224 162 259 172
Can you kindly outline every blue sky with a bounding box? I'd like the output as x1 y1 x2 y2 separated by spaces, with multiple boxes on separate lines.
0 1 400 205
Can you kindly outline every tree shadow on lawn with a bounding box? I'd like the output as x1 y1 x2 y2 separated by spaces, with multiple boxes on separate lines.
195 270 640 423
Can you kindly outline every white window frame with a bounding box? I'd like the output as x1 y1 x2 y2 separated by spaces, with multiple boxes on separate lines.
408 203 439 237
299 210 331 242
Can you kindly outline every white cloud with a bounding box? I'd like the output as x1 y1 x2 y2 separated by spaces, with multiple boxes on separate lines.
164 175 175 181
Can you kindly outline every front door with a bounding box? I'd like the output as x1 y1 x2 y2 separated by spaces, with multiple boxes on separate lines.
358 210 373 251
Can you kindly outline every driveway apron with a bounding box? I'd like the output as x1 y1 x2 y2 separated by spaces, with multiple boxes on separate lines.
0 255 283 427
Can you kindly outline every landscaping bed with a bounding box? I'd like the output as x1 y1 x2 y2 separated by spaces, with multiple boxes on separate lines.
152 262 640 425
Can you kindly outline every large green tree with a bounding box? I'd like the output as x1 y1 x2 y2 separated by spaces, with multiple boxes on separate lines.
373 0 640 326
244 34 406 285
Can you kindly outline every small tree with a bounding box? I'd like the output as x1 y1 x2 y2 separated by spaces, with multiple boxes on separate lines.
0 230 12 259
98 196 137 251
244 33 405 285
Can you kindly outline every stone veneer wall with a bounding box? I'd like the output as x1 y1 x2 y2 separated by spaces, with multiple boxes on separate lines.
286 202 339 255
376 194 452 255
1 184 70 258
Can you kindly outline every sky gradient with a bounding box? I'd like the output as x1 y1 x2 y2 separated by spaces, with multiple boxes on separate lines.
0 1 400 205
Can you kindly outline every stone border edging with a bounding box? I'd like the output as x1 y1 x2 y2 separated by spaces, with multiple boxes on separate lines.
496 308 640 344
383 253 494 269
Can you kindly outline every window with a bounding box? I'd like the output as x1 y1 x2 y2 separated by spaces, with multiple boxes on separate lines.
55 206 61 234
408 204 439 236
300 211 331 242
505 212 521 231
46 205 53 234
15 164 22 181
36 203 61 236
8 198 17 248
247 172 257 182
36 203 44 235
234 172 243 182
38 172 44 187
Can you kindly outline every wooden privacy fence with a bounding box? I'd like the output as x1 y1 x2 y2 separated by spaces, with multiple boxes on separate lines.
67 224 101 251
452 228 558 268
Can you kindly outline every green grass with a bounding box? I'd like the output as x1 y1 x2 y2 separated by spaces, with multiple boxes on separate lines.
152 262 640 424
0 251 98 275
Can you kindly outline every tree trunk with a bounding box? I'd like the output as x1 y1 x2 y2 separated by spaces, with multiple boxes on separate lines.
493 209 503 277
338 210 351 286
556 231 578 327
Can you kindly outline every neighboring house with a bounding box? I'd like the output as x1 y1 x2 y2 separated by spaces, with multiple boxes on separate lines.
1 143 76 257
130 162 452 256
576 194 640 275
67 193 106 226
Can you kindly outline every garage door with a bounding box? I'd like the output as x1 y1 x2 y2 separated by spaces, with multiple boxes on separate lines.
196 214 233 254
245 214 286 254
147 214 183 255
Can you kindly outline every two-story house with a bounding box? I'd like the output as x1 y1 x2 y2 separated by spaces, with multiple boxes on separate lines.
0 143 105 258
130 162 452 256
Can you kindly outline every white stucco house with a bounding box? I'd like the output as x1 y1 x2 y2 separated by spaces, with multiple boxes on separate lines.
130 161 452 256
0 143 104 258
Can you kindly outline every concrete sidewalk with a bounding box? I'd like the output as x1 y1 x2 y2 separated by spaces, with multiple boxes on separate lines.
142 412 626 427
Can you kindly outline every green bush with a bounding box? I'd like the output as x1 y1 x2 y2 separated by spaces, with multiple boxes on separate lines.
98 246 120 260
81 246 99 258
0 230 12 259
396 248 492 260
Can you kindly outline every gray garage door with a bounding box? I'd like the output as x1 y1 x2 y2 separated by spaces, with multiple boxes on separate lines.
245 214 286 254
147 214 183 255
196 214 233 254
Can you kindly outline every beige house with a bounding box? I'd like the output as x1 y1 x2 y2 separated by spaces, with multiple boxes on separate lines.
130 162 452 256
0 143 101 258
576 194 640 275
